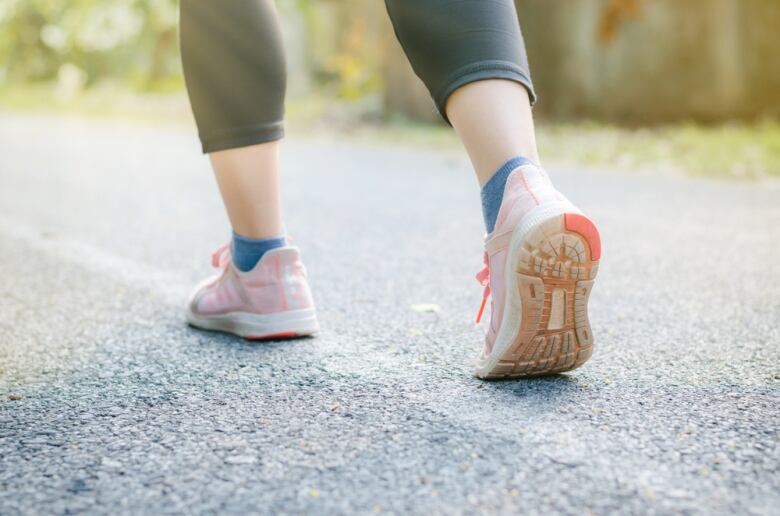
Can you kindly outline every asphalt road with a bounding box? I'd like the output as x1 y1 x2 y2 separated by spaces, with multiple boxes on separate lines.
1 113 778 515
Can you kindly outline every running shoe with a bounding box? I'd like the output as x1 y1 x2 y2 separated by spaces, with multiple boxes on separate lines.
474 164 601 378
186 243 319 339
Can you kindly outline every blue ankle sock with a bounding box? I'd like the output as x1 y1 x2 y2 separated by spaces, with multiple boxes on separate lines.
231 232 286 272
480 156 537 233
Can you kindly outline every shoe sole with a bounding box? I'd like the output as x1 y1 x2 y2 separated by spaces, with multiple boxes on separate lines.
186 307 319 340
476 211 601 379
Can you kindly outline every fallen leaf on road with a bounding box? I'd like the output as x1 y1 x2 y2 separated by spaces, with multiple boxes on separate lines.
411 303 440 313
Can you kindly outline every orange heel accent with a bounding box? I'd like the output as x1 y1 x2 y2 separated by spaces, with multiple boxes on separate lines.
564 213 601 260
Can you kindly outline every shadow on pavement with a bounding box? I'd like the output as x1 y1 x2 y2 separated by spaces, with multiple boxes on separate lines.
483 374 581 398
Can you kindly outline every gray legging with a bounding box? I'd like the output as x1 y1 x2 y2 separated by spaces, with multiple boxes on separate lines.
180 0 535 153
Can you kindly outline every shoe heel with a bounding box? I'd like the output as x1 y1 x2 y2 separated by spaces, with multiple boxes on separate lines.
488 213 601 378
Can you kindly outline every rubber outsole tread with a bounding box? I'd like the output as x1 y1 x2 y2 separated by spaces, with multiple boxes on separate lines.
482 213 600 379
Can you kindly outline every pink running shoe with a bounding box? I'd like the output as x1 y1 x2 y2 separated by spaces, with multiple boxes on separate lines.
474 164 601 378
186 243 319 339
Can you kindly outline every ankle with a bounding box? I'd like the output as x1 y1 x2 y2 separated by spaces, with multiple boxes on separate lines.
231 232 286 272
480 156 544 233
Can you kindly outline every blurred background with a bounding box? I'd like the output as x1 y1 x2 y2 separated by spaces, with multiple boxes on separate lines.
0 0 779 178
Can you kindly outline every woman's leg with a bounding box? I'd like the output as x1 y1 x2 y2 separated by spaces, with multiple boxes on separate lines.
180 0 285 241
385 0 601 379
210 143 284 239
385 0 538 186
446 80 539 186
179 0 318 339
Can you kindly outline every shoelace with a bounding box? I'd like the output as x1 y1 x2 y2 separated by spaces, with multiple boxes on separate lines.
475 251 490 324
211 242 231 268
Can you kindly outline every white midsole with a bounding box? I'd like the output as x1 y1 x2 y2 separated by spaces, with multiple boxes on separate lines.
186 307 319 338
474 201 575 377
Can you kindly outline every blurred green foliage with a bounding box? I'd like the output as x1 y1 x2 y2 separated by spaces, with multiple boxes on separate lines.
294 0 383 101
0 0 180 92
0 0 381 100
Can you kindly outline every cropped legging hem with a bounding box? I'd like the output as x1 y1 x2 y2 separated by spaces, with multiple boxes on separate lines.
433 61 537 123
200 121 285 154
